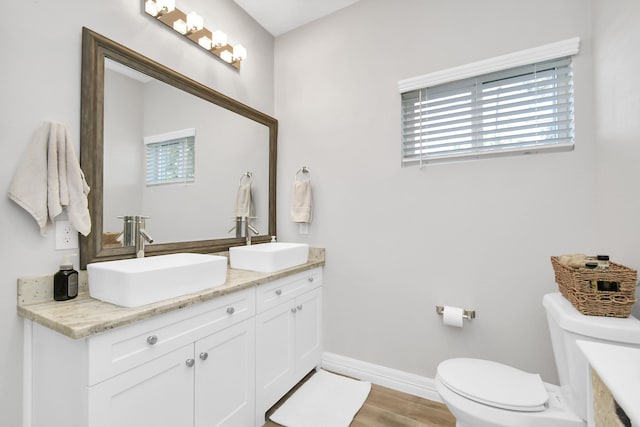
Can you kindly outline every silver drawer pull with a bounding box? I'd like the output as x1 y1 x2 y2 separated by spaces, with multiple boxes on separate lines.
146 335 158 345
186 358 195 367
226 307 235 315
199 352 208 361
297 304 303 311
291 307 297 313
308 277 314 282
275 289 282 296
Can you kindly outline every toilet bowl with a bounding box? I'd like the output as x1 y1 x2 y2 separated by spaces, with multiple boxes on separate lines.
436 293 640 427
435 359 583 427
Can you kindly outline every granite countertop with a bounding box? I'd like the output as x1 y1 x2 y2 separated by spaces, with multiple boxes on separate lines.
578 340 640 426
17 248 324 340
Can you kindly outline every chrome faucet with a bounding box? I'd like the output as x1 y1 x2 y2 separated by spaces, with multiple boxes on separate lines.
229 216 259 245
245 220 259 245
135 216 154 258
118 215 154 257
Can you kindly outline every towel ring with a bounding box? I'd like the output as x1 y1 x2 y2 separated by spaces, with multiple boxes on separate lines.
295 166 311 181
240 171 252 185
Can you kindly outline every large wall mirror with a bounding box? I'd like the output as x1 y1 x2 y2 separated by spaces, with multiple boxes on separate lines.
79 28 277 269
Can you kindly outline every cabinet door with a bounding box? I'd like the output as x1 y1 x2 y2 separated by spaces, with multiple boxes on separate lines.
194 318 255 427
255 301 296 425
295 287 323 376
88 344 194 427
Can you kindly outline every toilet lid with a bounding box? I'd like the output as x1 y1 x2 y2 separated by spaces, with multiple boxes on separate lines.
437 358 548 412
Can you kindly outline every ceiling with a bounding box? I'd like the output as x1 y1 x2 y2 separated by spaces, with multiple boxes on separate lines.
233 0 360 37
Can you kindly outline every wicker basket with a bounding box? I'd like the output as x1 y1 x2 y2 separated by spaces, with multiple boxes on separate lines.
550 256 637 318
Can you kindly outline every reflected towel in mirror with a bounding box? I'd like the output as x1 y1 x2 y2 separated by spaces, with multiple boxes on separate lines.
234 182 254 218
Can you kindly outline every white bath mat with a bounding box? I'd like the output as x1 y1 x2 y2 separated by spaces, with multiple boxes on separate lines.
270 369 371 427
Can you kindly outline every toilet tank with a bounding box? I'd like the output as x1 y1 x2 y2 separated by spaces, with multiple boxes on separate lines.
542 293 640 421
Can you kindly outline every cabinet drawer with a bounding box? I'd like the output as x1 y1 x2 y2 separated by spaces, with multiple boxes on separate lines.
87 287 255 386
257 268 321 313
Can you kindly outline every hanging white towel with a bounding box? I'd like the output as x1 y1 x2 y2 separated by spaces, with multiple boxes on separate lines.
234 182 253 218
8 121 91 236
290 180 313 223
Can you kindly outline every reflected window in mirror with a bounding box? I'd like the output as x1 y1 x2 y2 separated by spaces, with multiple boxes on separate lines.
144 129 195 186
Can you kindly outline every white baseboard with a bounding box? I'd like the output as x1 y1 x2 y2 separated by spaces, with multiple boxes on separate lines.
321 352 443 403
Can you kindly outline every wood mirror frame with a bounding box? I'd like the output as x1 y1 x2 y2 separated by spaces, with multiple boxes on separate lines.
79 27 277 269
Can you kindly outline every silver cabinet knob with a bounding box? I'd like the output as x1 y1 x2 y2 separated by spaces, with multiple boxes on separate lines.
275 289 282 296
186 358 195 367
308 277 314 282
199 352 208 360
297 304 303 311
226 307 235 315
291 307 297 313
147 335 158 345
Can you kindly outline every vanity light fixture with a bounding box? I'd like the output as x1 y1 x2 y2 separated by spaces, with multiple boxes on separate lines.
143 0 246 70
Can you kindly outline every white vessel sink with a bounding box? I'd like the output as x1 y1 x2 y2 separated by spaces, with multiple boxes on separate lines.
87 253 228 308
229 242 309 273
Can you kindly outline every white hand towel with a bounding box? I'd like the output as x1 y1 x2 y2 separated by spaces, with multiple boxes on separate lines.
60 124 91 236
8 124 49 235
234 182 253 218
290 180 313 223
8 121 91 236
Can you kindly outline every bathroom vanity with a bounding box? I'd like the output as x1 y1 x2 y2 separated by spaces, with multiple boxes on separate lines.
18 249 324 427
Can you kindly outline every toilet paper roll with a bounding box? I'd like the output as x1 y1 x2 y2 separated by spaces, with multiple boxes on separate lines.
443 306 464 328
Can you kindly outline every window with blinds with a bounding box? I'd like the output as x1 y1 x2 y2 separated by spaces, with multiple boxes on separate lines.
401 56 575 165
145 130 195 186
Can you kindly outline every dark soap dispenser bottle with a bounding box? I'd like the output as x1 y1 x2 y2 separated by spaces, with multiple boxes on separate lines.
54 254 78 301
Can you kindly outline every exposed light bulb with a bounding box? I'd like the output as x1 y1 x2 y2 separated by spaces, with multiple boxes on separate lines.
173 19 187 35
198 36 212 50
156 0 175 13
220 50 233 63
233 44 247 61
211 30 228 47
144 0 159 17
186 11 204 32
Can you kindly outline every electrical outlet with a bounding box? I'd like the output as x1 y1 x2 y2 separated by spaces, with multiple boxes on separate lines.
55 220 78 250
298 223 309 235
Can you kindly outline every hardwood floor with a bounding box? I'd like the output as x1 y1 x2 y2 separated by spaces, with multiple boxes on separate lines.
263 372 457 427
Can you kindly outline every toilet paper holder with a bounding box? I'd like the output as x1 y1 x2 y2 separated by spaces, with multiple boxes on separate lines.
436 305 476 320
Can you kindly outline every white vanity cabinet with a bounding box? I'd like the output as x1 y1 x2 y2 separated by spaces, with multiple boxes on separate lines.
255 268 323 425
23 263 325 427
28 287 255 427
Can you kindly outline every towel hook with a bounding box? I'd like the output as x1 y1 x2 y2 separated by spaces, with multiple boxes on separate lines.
295 166 311 181
240 171 252 185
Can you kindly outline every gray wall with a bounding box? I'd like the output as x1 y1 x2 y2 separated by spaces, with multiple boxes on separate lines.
592 0 640 277
0 1 273 425
274 0 597 383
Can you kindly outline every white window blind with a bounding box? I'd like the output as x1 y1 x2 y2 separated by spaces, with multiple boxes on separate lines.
401 56 575 165
144 129 195 185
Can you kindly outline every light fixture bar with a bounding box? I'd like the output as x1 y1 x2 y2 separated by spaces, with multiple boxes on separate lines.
143 0 245 70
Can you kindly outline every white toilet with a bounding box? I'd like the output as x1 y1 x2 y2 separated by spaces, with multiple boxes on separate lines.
436 293 640 427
